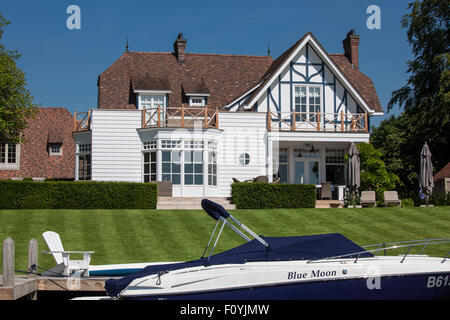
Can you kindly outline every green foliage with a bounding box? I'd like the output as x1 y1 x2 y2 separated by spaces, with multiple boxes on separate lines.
401 198 415 207
380 0 450 194
231 183 316 209
357 143 400 205
0 13 37 143
371 114 418 194
0 180 157 209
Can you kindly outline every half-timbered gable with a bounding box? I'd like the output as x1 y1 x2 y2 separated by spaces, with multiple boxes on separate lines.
227 31 382 133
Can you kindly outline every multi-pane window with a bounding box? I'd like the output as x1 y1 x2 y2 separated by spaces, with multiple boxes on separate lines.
0 143 17 164
278 148 288 183
293 149 319 158
189 97 206 107
325 149 345 185
239 153 250 166
184 151 203 185
161 140 182 149
143 141 157 150
143 151 156 182
184 140 204 149
295 86 307 122
162 150 181 185
294 86 321 122
140 95 165 109
208 151 217 186
78 144 91 180
49 143 62 156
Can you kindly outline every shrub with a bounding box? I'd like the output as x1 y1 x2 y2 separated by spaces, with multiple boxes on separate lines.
401 198 415 207
231 183 316 209
0 180 157 209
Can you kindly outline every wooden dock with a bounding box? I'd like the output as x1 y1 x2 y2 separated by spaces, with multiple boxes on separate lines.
1 237 113 300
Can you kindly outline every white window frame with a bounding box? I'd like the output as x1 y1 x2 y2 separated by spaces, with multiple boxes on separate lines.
49 143 63 156
188 96 206 107
239 153 251 166
137 92 169 110
294 85 322 123
0 142 20 170
77 144 91 181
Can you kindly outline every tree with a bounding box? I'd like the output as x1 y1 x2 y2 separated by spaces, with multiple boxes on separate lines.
372 0 449 196
387 0 449 172
0 13 37 143
357 143 399 205
371 114 418 195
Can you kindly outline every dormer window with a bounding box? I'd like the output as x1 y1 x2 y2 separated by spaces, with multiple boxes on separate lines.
139 94 167 110
188 96 206 107
49 143 63 156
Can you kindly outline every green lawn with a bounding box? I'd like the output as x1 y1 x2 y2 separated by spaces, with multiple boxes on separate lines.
1 206 449 273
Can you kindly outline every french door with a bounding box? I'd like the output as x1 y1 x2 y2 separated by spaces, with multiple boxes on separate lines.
294 159 319 185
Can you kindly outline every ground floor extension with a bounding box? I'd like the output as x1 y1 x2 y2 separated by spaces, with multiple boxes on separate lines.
73 109 370 200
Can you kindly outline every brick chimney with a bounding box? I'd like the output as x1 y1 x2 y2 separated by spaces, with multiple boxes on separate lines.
173 33 187 63
342 29 360 70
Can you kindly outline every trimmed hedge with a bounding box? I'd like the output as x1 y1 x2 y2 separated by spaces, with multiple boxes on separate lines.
0 180 157 209
231 183 316 209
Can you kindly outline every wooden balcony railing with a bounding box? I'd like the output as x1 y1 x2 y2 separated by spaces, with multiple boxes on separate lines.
73 111 91 132
142 106 219 129
267 110 368 132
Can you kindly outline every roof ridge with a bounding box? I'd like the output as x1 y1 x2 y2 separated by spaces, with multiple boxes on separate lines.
125 51 271 59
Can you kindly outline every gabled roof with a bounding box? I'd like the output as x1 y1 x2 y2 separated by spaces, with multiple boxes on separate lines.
182 78 210 95
242 32 383 113
98 51 273 110
434 162 450 180
132 74 171 92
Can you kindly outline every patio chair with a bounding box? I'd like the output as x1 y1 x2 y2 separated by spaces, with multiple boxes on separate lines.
360 191 376 207
42 231 94 276
232 177 241 183
384 191 401 207
320 182 332 200
253 176 268 183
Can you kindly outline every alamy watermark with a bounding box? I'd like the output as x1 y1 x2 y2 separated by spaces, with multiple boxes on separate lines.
366 5 381 30
66 5 81 30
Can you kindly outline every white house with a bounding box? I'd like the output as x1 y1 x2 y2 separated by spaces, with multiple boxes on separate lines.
73 30 383 200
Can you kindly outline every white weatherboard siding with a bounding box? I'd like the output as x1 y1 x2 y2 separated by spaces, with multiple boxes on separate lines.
217 112 268 197
91 110 142 182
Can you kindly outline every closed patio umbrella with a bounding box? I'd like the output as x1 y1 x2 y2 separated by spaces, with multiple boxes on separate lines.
347 142 360 203
419 142 434 206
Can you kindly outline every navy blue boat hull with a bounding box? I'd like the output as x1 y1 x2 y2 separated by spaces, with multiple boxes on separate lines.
120 273 450 300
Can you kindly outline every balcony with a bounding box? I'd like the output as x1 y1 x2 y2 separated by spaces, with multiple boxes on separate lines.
267 111 368 132
73 111 91 132
142 106 219 129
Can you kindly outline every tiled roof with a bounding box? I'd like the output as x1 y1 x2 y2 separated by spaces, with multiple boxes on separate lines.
98 52 273 110
97 32 382 113
0 107 75 179
329 54 383 113
182 78 210 95
132 74 171 91
434 162 450 180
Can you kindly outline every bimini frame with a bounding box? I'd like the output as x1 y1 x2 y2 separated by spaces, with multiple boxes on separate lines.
200 199 270 262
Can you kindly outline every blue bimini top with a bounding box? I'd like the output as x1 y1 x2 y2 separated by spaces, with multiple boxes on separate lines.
104 233 372 297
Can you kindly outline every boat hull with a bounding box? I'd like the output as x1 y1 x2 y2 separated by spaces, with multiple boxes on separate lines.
120 272 450 300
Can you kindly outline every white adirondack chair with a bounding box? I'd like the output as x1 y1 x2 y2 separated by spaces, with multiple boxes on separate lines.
42 231 94 276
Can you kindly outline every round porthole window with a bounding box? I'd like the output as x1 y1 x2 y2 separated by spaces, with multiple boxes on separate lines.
239 153 250 166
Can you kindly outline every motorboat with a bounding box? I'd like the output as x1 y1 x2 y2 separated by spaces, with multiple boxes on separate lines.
103 199 450 300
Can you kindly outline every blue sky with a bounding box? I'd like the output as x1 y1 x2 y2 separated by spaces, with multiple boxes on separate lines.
1 0 413 128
